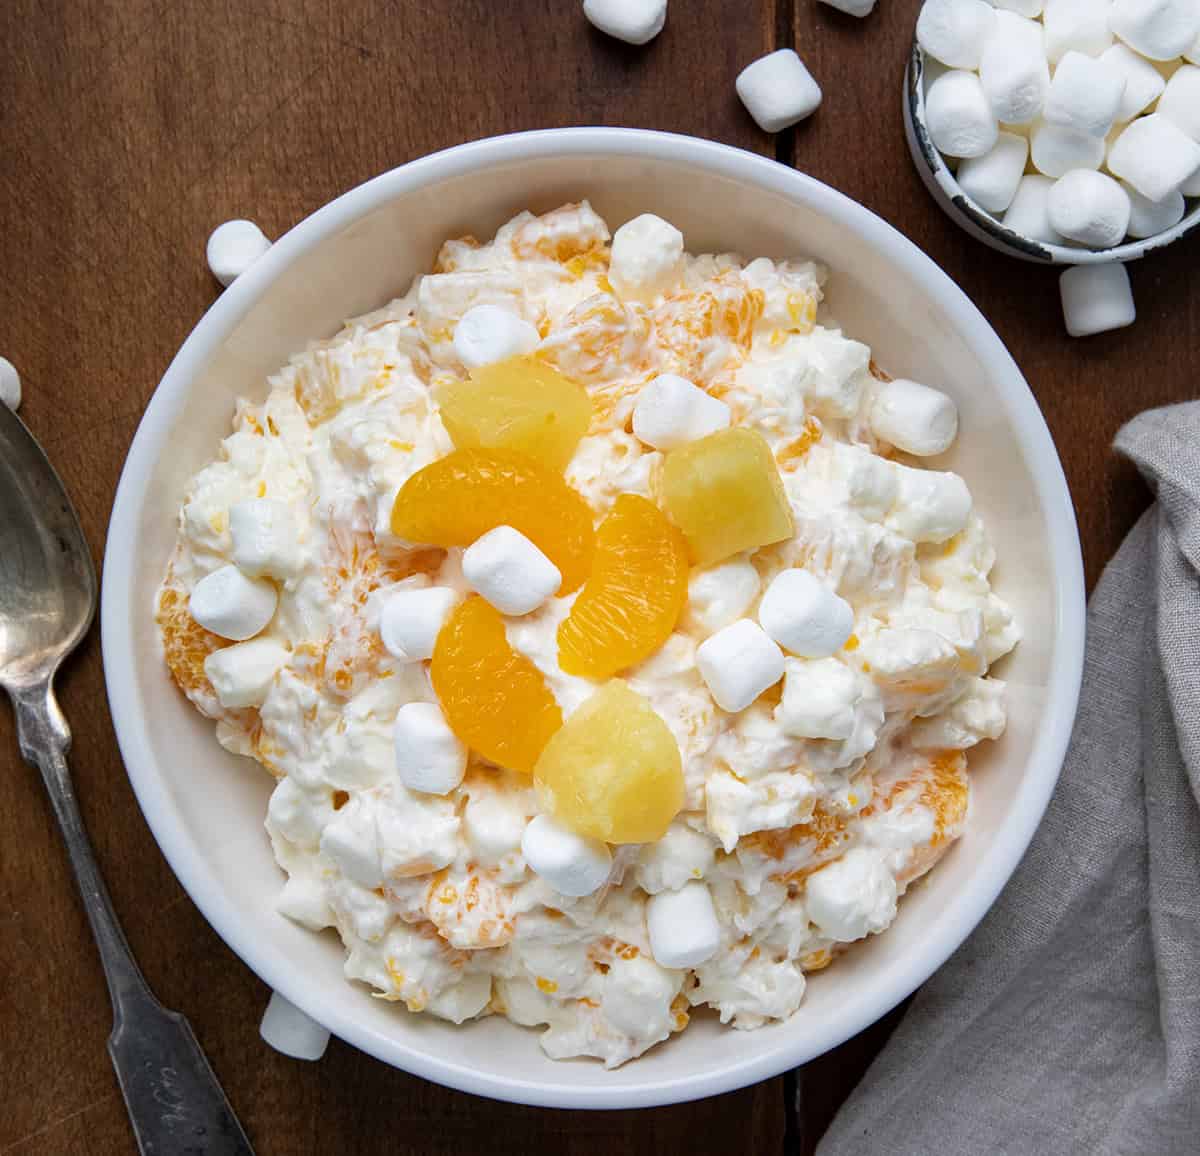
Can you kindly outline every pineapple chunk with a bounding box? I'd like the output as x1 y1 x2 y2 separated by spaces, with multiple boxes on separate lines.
661 428 794 565
534 681 684 844
436 355 592 472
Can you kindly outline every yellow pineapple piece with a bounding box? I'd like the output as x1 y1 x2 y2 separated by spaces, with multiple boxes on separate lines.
436 356 592 472
661 428 794 565
534 681 684 844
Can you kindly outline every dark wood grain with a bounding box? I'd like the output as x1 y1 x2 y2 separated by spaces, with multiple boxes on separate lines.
1 0 1196 1153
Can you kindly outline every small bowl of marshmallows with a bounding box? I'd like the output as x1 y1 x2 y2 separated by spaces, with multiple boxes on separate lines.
903 0 1200 332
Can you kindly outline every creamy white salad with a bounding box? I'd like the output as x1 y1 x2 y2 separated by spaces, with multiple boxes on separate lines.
158 202 1018 1067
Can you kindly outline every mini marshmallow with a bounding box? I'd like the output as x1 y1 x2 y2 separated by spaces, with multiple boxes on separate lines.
925 70 999 158
462 525 561 616
1042 0 1114 62
1100 43 1167 121
916 0 997 69
609 213 685 301
452 304 540 369
379 586 461 661
735 49 823 133
521 814 612 897
683 559 762 636
1109 0 1200 60
979 11 1050 124
0 356 20 410
229 498 300 579
319 797 382 889
646 882 721 970
464 792 528 866
888 465 972 544
393 702 467 795
189 564 277 640
1047 170 1132 247
1044 51 1127 139
869 379 959 456
817 0 876 15
1188 29 1200 60
1157 65 1200 142
206 219 271 287
696 618 785 712
1003 174 1067 242
1030 118 1106 177
1107 114 1200 201
203 637 289 709
1124 182 1186 238
757 569 854 658
632 374 731 450
776 656 880 742
260 991 331 1062
805 847 898 942
957 132 1030 213
1059 263 1136 336
582 0 667 45
1182 163 1200 196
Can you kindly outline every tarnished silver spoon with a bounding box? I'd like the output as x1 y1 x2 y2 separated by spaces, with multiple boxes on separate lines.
0 402 254 1155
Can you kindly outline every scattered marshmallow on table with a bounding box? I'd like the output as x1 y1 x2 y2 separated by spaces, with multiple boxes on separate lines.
735 49 822 133
463 525 561 616
955 132 1029 213
189 563 277 640
696 618 785 712
1108 0 1200 61
1100 43 1166 121
758 569 854 658
979 11 1050 124
229 498 300 579
1042 0 1114 63
646 882 721 970
1030 117 1105 177
1059 263 1137 337
1043 50 1127 138
924 70 998 158
203 637 289 709
1107 113 1200 202
379 586 461 661
632 373 730 450
817 0 876 15
1124 183 1186 238
582 0 667 45
206 219 271 287
393 702 467 795
1047 170 1132 248
1003 174 1066 243
0 356 20 410
453 304 540 369
609 213 684 301
916 0 997 69
521 815 612 897
1156 64 1200 142
869 378 959 456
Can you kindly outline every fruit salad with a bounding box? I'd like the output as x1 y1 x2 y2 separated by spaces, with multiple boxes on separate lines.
157 203 1019 1067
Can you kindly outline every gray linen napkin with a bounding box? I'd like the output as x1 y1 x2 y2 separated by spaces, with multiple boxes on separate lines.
819 402 1200 1156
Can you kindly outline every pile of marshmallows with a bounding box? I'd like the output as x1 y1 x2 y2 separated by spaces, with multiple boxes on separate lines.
919 0 1200 335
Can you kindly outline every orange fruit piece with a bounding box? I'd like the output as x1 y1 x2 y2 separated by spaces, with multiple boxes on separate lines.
534 680 683 844
390 448 595 592
436 356 592 473
431 596 563 775
661 427 794 565
557 494 688 679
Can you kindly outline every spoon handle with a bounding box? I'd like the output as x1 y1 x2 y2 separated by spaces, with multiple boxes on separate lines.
13 680 255 1156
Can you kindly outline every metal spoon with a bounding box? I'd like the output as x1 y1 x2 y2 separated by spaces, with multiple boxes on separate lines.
0 402 254 1155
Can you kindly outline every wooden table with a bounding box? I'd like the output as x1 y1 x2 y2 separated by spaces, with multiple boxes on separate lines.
1 1 1196 1152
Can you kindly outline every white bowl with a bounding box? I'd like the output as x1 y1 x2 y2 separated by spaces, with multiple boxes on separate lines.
904 41 1200 264
101 128 1086 1109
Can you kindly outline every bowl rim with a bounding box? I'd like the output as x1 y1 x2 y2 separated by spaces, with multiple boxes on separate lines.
101 126 1086 1109
904 39 1200 266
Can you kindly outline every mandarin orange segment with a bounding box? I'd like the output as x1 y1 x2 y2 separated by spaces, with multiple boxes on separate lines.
661 428 794 566
534 680 683 844
431 596 562 775
557 494 688 680
390 448 595 591
436 356 592 472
